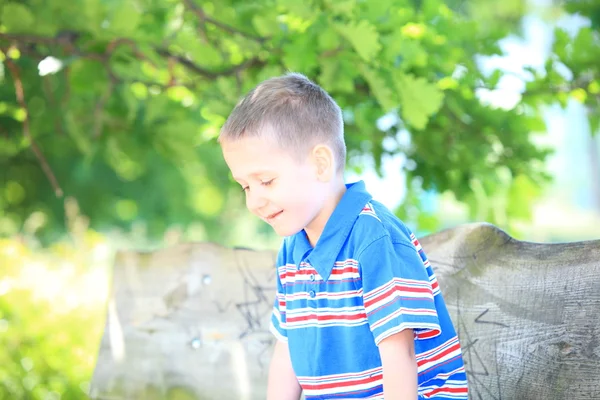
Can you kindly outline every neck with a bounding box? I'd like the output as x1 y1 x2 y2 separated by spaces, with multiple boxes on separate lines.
304 176 346 247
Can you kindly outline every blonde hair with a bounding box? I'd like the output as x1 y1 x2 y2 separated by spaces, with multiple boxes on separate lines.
218 72 346 171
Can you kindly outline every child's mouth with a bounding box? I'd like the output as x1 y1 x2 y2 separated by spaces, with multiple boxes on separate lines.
266 210 283 223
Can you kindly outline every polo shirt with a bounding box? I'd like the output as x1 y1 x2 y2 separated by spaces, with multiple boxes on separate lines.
269 180 468 399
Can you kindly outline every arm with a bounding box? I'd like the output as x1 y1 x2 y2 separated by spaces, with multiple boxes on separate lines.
267 340 302 400
358 235 440 399
379 329 418 400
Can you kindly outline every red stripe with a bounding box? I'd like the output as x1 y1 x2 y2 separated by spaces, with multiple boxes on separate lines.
330 266 359 275
334 260 358 265
417 342 462 368
424 386 469 397
302 373 381 390
418 353 464 376
364 285 433 308
282 266 359 278
416 329 439 339
300 369 381 383
287 312 367 323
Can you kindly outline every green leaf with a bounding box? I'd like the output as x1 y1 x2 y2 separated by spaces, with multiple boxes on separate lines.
336 20 381 62
416 212 440 234
252 14 281 37
319 58 356 93
282 34 318 73
381 36 428 70
189 43 223 68
552 28 571 61
69 60 108 95
393 72 444 130
109 2 141 36
524 116 547 133
359 65 397 111
1 3 35 33
323 0 355 16
488 69 503 88
507 174 540 220
83 0 105 34
590 113 600 136
255 65 286 84
318 26 341 51
278 0 314 19
572 27 599 68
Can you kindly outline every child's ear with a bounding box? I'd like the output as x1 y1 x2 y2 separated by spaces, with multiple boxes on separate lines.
311 144 335 182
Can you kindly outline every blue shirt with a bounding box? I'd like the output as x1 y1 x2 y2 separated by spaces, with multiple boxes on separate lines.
269 181 468 399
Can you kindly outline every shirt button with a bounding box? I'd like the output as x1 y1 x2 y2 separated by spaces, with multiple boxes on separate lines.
309 290 316 298
309 274 315 281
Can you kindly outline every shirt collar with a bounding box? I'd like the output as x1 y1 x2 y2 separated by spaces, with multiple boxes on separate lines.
291 180 372 281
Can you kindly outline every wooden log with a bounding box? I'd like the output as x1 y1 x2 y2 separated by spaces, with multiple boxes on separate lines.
420 223 600 399
89 223 600 399
89 243 277 400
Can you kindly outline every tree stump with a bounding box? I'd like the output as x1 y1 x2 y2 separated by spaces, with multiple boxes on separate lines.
90 223 600 399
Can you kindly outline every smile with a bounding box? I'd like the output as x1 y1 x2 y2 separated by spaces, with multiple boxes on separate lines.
265 210 283 223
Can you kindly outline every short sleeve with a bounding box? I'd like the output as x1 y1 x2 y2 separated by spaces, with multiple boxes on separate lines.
269 247 288 342
359 235 441 345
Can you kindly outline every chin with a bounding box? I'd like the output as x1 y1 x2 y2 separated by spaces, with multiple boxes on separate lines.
272 225 303 238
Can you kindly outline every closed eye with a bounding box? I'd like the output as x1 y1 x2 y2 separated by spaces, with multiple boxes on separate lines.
240 179 274 192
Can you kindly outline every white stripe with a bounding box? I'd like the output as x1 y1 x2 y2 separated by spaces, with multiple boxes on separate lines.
365 290 434 315
416 337 459 360
418 346 463 374
298 366 382 383
287 305 366 315
370 307 438 330
373 322 440 345
302 376 382 396
286 289 363 302
269 323 287 342
287 319 369 329
364 277 432 301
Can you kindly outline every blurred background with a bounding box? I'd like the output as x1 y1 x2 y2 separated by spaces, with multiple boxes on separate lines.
0 0 599 398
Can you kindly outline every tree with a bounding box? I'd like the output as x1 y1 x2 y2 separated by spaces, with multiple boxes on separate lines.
525 0 600 135
0 0 583 245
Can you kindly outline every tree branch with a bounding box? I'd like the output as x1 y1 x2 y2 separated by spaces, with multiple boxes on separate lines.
182 0 268 43
154 47 265 78
0 32 62 45
0 32 267 81
4 58 64 198
42 75 65 136
93 80 115 139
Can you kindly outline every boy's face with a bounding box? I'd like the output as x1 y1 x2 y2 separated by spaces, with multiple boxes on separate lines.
221 135 329 238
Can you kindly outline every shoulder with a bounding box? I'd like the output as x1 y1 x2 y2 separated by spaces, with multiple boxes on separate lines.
350 200 415 258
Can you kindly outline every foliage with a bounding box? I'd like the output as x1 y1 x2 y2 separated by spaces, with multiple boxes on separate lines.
524 0 600 136
0 208 109 399
0 0 569 242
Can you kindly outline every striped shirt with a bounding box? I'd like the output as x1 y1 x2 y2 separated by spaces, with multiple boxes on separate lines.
270 180 468 399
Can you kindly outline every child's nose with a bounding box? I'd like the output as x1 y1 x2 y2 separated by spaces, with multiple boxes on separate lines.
246 189 268 212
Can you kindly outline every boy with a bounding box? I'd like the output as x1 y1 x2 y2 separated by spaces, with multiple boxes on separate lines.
218 73 468 399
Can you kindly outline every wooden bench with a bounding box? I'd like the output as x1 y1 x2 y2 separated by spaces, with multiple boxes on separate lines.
89 223 600 399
